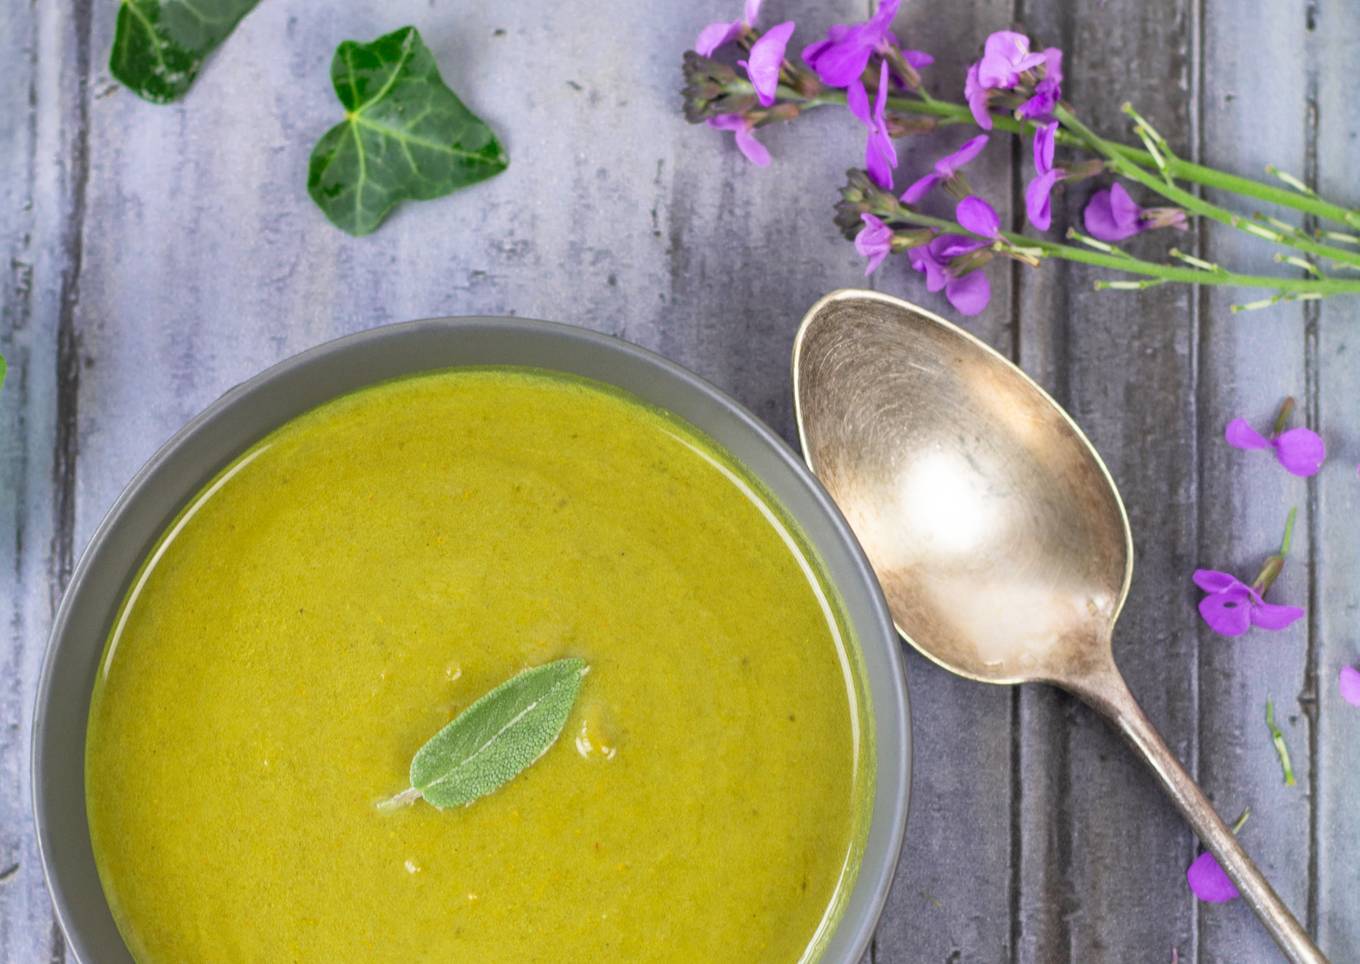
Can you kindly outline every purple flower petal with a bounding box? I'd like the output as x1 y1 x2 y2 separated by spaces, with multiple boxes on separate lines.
800 0 898 88
709 115 770 166
1198 588 1254 636
904 49 934 69
696 20 743 57
1192 569 1241 594
742 21 795 107
855 213 894 276
1272 427 1326 477
901 172 942 205
1017 78 1061 121
1187 852 1239 904
743 0 763 25
1034 121 1057 175
908 244 949 292
929 234 986 260
978 31 1046 89
860 61 898 189
846 78 871 125
1224 418 1272 451
946 269 991 315
733 125 770 166
942 134 990 174
964 63 992 129
1041 47 1063 85
1340 666 1360 707
1251 601 1306 631
957 195 1000 238
1024 168 1062 230
1084 184 1143 242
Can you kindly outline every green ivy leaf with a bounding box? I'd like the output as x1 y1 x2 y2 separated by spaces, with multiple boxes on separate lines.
308 26 509 237
379 658 589 812
110 0 261 104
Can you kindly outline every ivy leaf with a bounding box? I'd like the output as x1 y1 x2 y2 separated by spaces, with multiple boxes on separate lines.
110 0 261 104
378 658 589 812
308 26 509 237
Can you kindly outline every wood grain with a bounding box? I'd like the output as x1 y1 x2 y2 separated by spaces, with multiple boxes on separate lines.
1 0 1357 961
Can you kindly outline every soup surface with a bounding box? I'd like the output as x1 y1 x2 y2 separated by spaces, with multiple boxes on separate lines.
86 368 871 963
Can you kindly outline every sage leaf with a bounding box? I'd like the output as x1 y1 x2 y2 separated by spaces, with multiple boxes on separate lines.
308 26 509 237
110 0 261 103
380 658 589 812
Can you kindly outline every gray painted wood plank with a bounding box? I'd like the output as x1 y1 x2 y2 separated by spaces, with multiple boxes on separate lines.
1312 0 1360 958
867 2 1021 962
0 1 89 961
1017 1 1203 960
1197 3 1316 961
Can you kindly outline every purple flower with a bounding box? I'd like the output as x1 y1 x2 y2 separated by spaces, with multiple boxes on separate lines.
855 213 894 275
847 60 898 189
706 114 771 166
1084 183 1188 242
1024 168 1062 230
964 63 991 129
801 0 906 88
1017 48 1064 121
909 235 991 315
1023 121 1062 229
976 31 1046 89
1187 852 1239 904
1225 418 1326 477
1340 666 1360 707
696 0 762 56
956 195 1000 238
901 134 989 203
1192 569 1304 637
739 21 795 107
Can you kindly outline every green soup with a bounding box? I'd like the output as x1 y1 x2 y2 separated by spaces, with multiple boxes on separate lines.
86 368 872 962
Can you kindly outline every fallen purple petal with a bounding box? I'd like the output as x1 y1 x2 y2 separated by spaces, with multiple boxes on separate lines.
1340 666 1360 707
1187 851 1239 904
1192 567 1304 637
1272 427 1327 477
1225 417 1326 477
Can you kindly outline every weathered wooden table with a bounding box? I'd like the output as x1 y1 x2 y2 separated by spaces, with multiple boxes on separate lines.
3 1 1356 961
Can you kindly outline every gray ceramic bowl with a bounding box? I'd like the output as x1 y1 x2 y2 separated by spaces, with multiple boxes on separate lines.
32 317 909 963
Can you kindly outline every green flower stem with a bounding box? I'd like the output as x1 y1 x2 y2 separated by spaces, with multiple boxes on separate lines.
1054 105 1360 270
866 201 1360 296
776 84 1360 230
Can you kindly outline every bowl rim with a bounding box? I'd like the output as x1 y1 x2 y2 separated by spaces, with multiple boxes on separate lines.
32 315 910 963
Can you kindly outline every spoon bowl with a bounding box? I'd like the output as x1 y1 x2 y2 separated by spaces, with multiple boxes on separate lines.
793 288 1130 687
793 289 1325 964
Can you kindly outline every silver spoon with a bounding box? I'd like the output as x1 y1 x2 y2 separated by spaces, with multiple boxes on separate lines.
792 289 1325 964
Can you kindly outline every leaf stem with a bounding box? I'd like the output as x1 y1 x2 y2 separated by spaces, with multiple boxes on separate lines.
1053 105 1360 269
779 85 1360 229
865 202 1360 296
376 787 422 812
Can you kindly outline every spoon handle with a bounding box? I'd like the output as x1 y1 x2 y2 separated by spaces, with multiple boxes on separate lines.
1068 661 1327 964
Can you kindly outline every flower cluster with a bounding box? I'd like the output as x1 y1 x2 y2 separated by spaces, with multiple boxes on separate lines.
681 2 1360 315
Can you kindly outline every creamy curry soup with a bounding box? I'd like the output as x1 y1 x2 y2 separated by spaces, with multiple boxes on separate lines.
86 368 872 963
